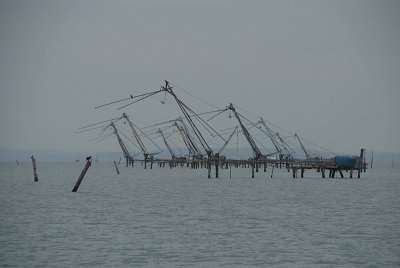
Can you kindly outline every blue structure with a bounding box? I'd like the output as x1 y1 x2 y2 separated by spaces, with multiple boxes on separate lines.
335 156 358 169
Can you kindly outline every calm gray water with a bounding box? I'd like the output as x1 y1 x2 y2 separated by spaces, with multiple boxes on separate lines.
1 162 399 267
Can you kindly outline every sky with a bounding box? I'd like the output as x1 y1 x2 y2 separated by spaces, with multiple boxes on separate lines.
0 0 399 155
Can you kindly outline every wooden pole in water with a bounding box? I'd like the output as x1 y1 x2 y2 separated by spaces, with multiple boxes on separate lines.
392 155 395 168
270 165 274 178
31 155 38 182
16 160 19 166
215 153 219 179
230 163 232 178
207 152 211 179
370 151 373 169
113 161 120 175
72 157 92 192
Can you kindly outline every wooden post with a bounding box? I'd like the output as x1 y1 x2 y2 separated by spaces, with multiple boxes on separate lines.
357 168 360 178
370 151 373 169
338 169 344 178
301 168 304 178
113 161 120 175
321 168 325 178
150 156 153 169
230 163 232 178
270 165 274 178
31 155 38 182
215 153 219 178
264 162 266 172
207 152 211 179
251 162 255 178
72 157 92 192
350 169 353 178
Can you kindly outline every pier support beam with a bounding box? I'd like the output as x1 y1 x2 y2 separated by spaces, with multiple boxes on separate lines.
292 168 297 178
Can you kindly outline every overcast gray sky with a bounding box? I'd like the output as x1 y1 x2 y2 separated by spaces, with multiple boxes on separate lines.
0 0 399 154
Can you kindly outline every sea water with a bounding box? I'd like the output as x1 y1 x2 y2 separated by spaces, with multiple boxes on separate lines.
1 162 399 267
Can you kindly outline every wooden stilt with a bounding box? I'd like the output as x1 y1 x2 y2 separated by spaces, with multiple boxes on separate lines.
338 169 344 178
215 153 219 178
113 161 120 174
31 155 38 182
321 168 325 178
72 157 92 192
207 153 211 178
251 162 255 178
270 165 274 178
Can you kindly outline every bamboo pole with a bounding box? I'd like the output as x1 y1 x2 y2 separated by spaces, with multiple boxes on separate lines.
72 157 92 192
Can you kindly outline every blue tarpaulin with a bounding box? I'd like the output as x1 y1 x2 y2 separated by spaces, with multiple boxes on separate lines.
335 156 358 169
